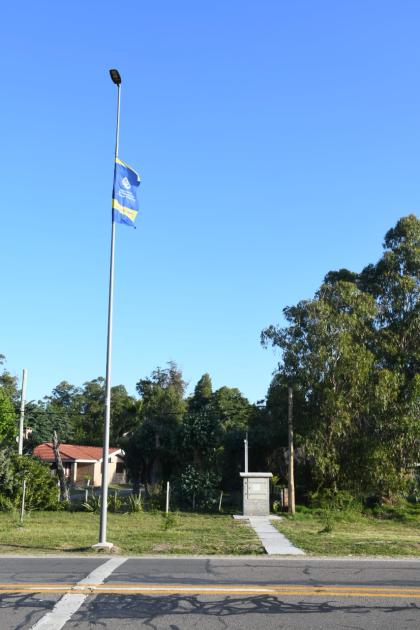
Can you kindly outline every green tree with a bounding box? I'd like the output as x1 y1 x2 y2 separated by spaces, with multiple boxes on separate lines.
188 373 212 412
182 406 221 471
0 448 59 510
0 354 20 408
182 378 254 489
183 374 218 470
110 384 139 443
73 378 103 444
211 387 252 433
29 378 138 447
29 381 80 446
261 215 420 500
210 387 253 490
126 363 186 490
0 389 17 446
263 280 378 492
359 214 419 377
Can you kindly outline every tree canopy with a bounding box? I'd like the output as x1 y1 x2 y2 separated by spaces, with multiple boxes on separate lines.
262 214 419 500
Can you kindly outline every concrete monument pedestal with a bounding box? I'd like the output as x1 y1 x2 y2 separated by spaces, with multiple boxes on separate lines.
240 472 272 516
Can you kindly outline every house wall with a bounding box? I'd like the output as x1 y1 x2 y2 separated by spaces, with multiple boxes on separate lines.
111 465 126 484
76 463 96 485
110 454 127 484
93 462 102 487
92 456 127 486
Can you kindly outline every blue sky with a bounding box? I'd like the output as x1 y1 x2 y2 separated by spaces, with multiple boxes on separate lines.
2 1 419 404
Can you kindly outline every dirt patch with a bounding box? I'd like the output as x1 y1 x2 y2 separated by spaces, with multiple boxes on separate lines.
152 543 172 552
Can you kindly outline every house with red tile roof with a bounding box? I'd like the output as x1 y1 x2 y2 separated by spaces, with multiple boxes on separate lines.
33 443 127 486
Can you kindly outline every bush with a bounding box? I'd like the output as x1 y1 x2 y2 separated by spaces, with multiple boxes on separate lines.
108 491 123 513
368 501 420 523
295 505 312 514
124 494 143 513
144 484 164 511
309 489 363 532
175 465 221 512
0 449 60 511
310 489 362 514
272 500 282 514
0 494 14 511
319 506 336 533
161 512 176 530
82 494 101 513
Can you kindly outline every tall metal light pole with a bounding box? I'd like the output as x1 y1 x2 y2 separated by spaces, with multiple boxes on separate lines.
95 68 121 549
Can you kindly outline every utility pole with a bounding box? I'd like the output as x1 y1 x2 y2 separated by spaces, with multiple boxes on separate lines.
18 369 27 455
288 386 295 514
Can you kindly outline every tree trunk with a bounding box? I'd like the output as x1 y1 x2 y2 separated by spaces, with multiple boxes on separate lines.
52 430 69 502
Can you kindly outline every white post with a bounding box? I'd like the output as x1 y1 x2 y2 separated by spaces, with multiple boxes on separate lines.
18 369 27 455
20 479 26 525
244 432 248 473
166 481 170 514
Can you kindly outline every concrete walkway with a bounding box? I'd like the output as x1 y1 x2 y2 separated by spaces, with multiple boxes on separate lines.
235 515 305 555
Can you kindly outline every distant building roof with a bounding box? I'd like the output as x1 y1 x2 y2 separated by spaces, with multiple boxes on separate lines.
33 443 121 463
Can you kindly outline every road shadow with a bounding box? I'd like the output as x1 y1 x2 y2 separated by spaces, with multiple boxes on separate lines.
0 592 57 630
69 593 420 626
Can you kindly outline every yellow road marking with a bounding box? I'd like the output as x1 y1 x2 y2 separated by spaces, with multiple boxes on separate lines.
0 583 419 598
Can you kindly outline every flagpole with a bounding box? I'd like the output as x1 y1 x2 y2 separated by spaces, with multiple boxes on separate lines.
96 70 121 549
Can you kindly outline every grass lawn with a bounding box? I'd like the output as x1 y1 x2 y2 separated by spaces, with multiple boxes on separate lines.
274 505 420 556
0 511 264 555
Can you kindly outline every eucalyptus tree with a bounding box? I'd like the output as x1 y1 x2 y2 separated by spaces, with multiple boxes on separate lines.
261 215 419 499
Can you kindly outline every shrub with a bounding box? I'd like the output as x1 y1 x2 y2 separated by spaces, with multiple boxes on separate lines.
144 484 164 511
368 501 420 523
295 505 312 514
176 465 221 512
161 512 176 530
0 494 14 511
272 500 282 514
310 489 362 514
108 491 123 513
82 494 101 513
124 494 143 513
0 449 60 511
319 506 336 533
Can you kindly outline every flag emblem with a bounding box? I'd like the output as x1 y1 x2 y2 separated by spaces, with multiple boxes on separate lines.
112 158 141 227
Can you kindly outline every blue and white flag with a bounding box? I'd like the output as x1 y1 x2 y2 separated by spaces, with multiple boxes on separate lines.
112 158 141 227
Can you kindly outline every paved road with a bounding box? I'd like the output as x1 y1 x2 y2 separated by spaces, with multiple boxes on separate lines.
0 556 419 629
